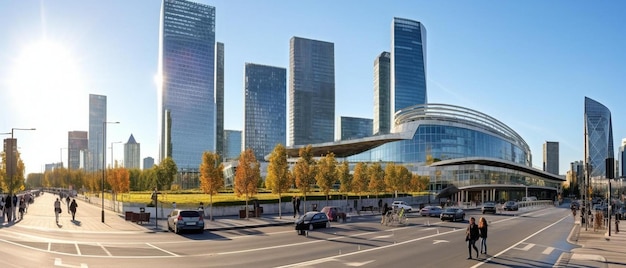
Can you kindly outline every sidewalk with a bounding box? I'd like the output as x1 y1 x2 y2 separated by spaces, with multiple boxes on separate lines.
561 217 626 268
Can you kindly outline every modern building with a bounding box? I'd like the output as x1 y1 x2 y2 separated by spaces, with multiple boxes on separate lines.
244 63 287 161
124 134 141 169
68 131 88 170
158 0 216 170
337 116 373 141
620 138 626 177
543 141 559 175
391 17 427 120
88 94 106 171
288 36 335 146
215 42 225 160
584 97 614 180
374 51 391 135
224 130 242 161
143 157 155 170
570 160 584 194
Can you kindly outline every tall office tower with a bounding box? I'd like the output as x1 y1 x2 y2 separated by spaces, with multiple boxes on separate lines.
143 156 155 170
288 36 335 146
390 17 427 121
124 134 141 169
584 97 614 179
88 94 107 171
620 138 626 177
570 161 584 193
68 131 88 170
337 116 373 141
543 141 559 175
374 51 391 135
244 63 287 161
224 130 242 161
215 42 225 160
158 0 216 170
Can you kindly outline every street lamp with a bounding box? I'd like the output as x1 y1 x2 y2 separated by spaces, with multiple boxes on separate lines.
110 141 122 168
9 128 36 196
102 121 119 223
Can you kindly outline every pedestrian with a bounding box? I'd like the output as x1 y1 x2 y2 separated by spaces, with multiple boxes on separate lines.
378 199 383 212
4 195 13 222
54 198 62 224
66 195 71 213
12 194 17 221
292 196 297 218
172 201 177 209
18 196 26 220
383 202 389 216
478 217 488 255
466 217 480 259
295 196 301 215
69 199 78 221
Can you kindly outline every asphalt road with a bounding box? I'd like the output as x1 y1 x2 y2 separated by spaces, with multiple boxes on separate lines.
0 206 577 267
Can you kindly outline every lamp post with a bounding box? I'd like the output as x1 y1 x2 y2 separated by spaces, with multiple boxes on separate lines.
110 141 122 168
9 128 36 196
102 121 119 223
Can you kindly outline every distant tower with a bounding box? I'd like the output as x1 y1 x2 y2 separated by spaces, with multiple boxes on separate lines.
224 130 242 161
619 138 626 177
124 134 141 169
543 141 559 175
289 36 335 146
143 157 155 170
337 116 373 141
584 97 614 179
68 131 88 170
88 94 106 171
215 42 225 161
374 51 391 135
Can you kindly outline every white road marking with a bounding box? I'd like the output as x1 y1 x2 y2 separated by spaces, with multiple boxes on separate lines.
433 239 448 244
542 246 554 255
371 234 393 239
97 242 112 256
515 243 534 251
54 258 88 268
75 242 82 255
146 243 179 257
345 260 375 266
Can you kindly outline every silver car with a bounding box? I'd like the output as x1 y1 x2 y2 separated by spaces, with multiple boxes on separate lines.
167 209 205 234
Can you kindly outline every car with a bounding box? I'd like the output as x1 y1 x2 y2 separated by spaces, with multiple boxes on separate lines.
504 201 519 211
167 209 205 234
320 206 347 222
420 205 443 217
391 201 413 212
481 202 497 214
295 211 330 235
440 207 465 222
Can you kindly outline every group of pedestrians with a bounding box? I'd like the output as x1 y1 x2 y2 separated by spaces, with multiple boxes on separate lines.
2 193 33 223
466 217 488 260
53 194 78 224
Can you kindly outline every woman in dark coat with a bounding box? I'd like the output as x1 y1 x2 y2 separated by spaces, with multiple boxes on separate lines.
69 199 78 221
478 217 488 255
466 217 480 259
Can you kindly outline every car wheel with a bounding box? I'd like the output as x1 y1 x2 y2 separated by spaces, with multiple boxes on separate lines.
308 224 314 231
325 221 331 228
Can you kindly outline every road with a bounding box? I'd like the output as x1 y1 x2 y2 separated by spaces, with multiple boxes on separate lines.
0 206 577 267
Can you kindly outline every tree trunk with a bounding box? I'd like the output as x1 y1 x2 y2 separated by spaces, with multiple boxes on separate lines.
245 198 249 220
210 194 214 221
278 193 282 219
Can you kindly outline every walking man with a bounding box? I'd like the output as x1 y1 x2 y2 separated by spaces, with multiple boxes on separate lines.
54 198 61 224
69 199 78 221
295 196 301 215
292 196 297 218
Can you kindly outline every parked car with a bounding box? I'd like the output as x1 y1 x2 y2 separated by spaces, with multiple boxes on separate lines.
504 201 519 211
420 205 443 217
167 209 205 234
295 211 330 235
320 206 347 222
481 202 497 214
391 201 413 212
440 207 465 222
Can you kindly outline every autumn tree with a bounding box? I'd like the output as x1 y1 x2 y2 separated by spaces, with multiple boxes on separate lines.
265 144 292 218
409 174 430 193
316 152 337 205
234 148 261 219
107 166 130 204
293 145 317 212
199 151 224 221
368 162 385 199
385 164 412 198
351 162 369 210
337 161 351 199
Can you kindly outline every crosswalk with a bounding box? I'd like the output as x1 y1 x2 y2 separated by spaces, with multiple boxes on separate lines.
512 242 560 256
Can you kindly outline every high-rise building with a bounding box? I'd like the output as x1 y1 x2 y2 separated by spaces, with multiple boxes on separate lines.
374 51 391 135
391 17 427 121
620 138 626 177
68 131 88 170
88 94 106 171
289 36 335 146
143 157 155 170
337 116 373 141
158 0 216 170
215 42 225 161
224 130 242 161
244 63 287 161
124 134 141 169
543 141 559 175
584 97 614 179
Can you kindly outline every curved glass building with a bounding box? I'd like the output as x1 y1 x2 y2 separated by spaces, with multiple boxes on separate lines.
584 97 614 179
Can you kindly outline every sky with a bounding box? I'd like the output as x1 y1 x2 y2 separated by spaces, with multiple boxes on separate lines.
0 0 624 176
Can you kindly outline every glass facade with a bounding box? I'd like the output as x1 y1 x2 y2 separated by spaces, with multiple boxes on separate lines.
159 0 216 170
620 139 626 177
68 131 87 170
244 63 287 161
289 37 335 146
338 116 373 141
88 94 106 171
584 97 614 178
374 51 391 135
543 141 559 175
215 42 225 160
143 157 154 170
224 130 242 161
124 134 141 169
391 17 427 117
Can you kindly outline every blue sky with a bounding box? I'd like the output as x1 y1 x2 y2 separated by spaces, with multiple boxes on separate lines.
0 0 624 175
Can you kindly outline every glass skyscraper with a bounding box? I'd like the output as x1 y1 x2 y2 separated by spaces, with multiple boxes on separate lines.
68 131 88 170
88 94 106 171
620 138 626 177
215 42 225 161
374 51 391 135
158 0 216 170
244 63 287 161
289 36 335 146
224 130 242 161
124 134 141 169
584 96 614 179
391 17 427 118
543 141 559 175
338 116 373 141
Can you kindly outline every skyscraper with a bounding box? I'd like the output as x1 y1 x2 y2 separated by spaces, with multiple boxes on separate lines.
244 63 286 160
289 36 335 146
620 138 626 177
584 97 614 179
391 17 427 120
374 51 391 135
224 130 242 161
158 0 216 170
543 141 559 175
143 157 155 170
338 116 373 141
124 134 141 169
88 94 106 171
68 131 88 170
215 42 225 161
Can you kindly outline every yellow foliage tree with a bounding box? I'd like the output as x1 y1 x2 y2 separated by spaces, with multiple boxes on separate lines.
234 148 260 219
265 144 291 218
294 145 317 212
199 151 224 221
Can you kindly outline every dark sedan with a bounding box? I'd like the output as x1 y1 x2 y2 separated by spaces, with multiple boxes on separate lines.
481 202 497 214
440 207 465 222
504 201 519 211
295 211 330 235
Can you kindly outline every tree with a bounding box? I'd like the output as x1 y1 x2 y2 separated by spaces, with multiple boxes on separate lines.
316 152 337 205
234 148 261 219
368 162 385 199
385 164 411 198
199 151 224 221
156 157 177 190
337 160 351 196
265 144 292 219
1 150 26 194
294 145 317 212
351 162 369 211
409 174 430 192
